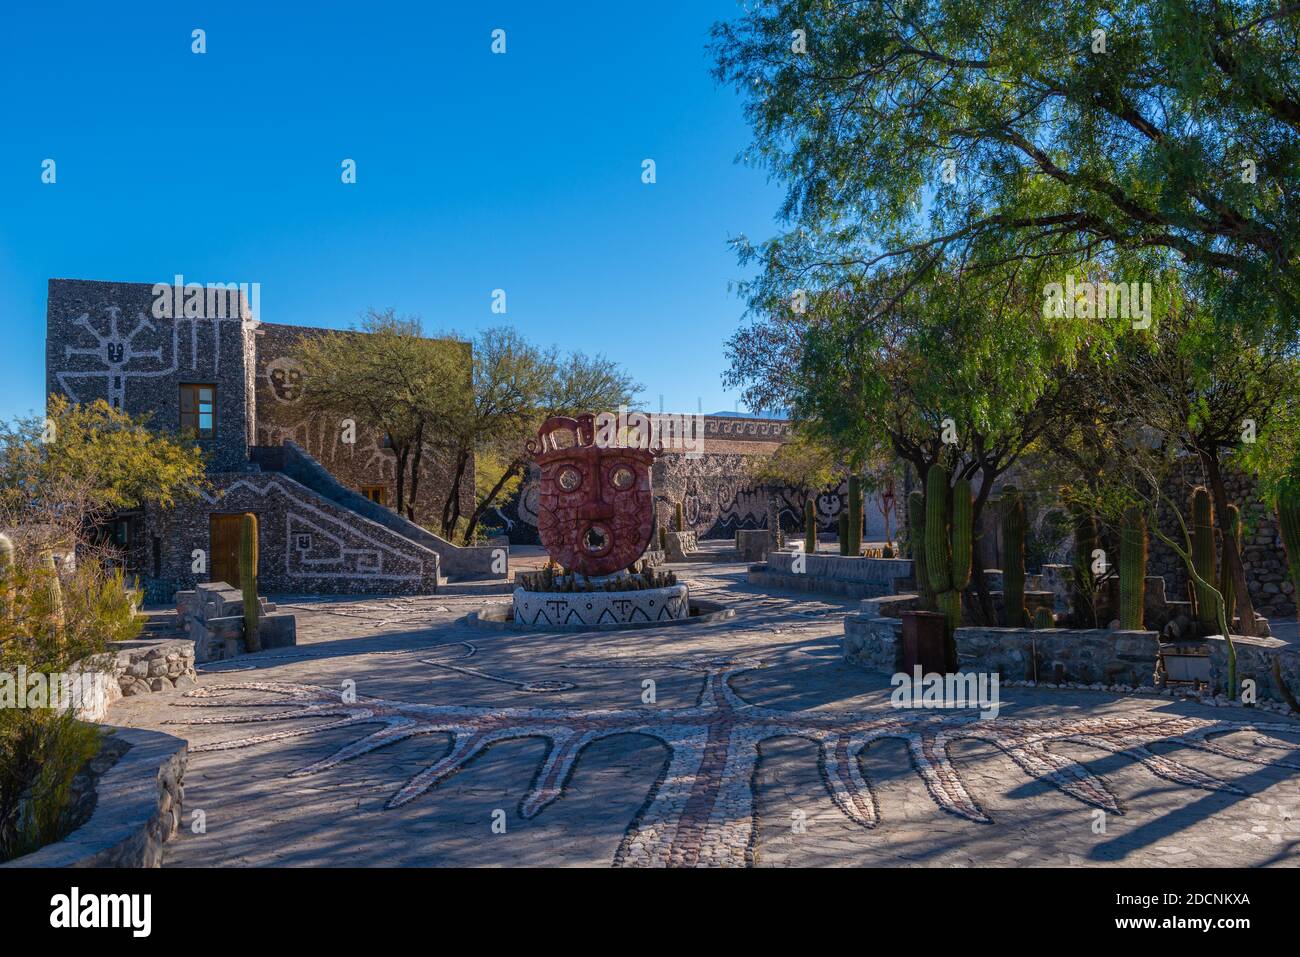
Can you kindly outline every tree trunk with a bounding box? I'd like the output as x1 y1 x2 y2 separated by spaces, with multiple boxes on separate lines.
463 459 523 544
406 421 425 523
393 445 409 516
440 447 471 538
1202 452 1257 637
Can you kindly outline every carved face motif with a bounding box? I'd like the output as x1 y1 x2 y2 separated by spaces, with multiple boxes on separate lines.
267 358 304 403
531 417 655 576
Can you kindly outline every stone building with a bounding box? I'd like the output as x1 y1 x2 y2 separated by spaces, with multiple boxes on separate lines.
45 278 499 600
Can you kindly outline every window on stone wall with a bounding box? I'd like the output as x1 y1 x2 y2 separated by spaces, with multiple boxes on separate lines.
360 485 388 506
180 384 216 438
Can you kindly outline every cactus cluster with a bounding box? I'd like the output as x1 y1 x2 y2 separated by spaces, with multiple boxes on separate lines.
804 499 816 555
1001 486 1027 627
240 512 261 652
520 559 677 593
1118 507 1147 630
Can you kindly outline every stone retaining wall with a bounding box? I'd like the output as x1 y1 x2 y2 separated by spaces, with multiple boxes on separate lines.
752 553 915 598
1206 634 1300 703
842 604 1161 686
3 726 187 868
955 627 1160 686
107 639 197 700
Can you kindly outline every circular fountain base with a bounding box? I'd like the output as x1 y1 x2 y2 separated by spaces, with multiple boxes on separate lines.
515 583 688 627
467 584 734 633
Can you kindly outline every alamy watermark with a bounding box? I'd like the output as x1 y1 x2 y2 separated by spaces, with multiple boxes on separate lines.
151 274 260 322
0 666 108 712
890 666 1000 719
593 405 705 458
1043 274 1152 329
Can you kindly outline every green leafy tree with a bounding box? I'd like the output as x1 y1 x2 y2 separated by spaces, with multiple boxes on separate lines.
453 332 639 544
292 308 467 522
712 0 1300 344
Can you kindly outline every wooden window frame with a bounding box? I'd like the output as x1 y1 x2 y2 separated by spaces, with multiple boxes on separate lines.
180 383 217 439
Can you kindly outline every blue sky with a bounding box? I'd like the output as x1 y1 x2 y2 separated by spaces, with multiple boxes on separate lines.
0 0 785 423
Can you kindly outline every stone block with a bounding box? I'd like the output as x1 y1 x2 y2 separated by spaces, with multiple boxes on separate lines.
257 614 297 649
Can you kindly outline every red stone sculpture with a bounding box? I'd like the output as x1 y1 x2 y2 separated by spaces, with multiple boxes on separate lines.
527 413 656 577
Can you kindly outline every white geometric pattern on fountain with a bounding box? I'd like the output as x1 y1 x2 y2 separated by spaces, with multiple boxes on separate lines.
512 583 689 626
166 657 1300 867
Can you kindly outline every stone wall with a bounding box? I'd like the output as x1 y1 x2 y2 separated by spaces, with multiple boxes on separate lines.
46 278 255 472
752 552 915 598
253 322 475 529
954 627 1160 687
3 726 187 869
176 583 297 663
146 471 442 596
106 639 198 699
1148 462 1296 620
842 604 1161 687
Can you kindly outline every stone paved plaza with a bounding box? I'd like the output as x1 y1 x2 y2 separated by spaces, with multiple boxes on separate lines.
107 558 1300 868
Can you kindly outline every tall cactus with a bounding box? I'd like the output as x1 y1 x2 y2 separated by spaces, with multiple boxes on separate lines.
924 465 952 595
39 548 65 637
907 490 933 609
1118 507 1148 630
240 512 262 653
1001 486 1027 627
1218 503 1241 631
838 511 849 556
1279 486 1300 615
674 501 686 533
0 532 13 623
1190 486 1218 630
847 474 863 557
950 479 973 592
804 499 817 555
923 468 970 670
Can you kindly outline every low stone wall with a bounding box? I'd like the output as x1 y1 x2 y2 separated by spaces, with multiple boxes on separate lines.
955 627 1160 686
513 584 690 627
3 726 187 868
842 609 903 672
1206 634 1300 703
107 639 197 700
752 553 914 598
177 582 297 663
842 605 1160 686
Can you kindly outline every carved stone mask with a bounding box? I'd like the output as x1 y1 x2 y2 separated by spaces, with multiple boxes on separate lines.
528 414 655 576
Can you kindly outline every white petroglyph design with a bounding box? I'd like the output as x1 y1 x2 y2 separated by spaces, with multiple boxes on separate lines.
56 304 245 406
203 478 427 583
167 657 1300 867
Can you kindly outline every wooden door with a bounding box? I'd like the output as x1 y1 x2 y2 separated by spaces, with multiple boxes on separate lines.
210 514 245 587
